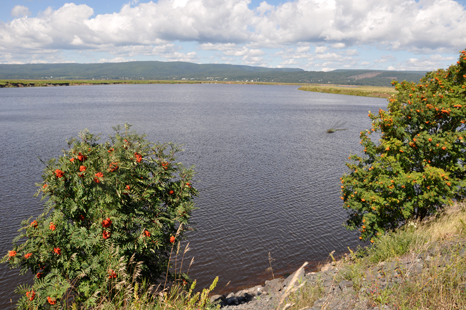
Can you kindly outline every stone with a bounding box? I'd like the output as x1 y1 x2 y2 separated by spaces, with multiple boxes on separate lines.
320 263 333 272
235 290 253 303
338 280 353 290
264 278 284 294
283 266 306 288
224 295 238 306
412 263 423 274
246 285 265 296
323 278 335 288
209 294 224 304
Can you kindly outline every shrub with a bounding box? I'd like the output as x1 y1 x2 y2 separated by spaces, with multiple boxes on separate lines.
1 124 197 308
341 51 466 241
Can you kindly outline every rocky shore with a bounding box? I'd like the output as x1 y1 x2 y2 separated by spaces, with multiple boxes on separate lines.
210 239 466 310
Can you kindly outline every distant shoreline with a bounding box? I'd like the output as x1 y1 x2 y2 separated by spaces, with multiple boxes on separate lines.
298 84 396 98
0 79 308 88
0 79 396 98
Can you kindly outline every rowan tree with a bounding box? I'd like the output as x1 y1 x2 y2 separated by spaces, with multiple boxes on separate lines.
2 124 197 308
342 51 466 241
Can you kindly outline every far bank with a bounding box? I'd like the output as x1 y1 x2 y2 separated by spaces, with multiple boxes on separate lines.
298 84 397 98
1 79 396 99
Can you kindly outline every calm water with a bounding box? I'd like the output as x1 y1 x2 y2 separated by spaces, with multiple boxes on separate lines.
0 84 386 307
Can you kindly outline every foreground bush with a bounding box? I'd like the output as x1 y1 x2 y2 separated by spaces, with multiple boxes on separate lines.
342 50 466 241
2 124 197 308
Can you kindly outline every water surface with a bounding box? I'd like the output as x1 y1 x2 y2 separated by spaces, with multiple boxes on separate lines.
0 84 387 307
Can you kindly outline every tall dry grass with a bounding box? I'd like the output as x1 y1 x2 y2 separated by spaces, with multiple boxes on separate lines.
284 202 466 310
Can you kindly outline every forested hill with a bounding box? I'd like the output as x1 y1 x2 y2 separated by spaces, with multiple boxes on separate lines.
0 61 426 86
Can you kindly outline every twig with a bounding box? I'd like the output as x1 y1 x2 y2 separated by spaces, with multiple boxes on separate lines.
268 252 275 279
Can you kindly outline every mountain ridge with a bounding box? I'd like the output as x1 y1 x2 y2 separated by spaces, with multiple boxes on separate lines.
0 61 426 86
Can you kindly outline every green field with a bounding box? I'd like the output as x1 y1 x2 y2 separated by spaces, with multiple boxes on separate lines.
0 79 203 87
298 84 397 98
0 79 310 88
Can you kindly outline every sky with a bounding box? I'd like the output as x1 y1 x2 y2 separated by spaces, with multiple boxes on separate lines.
1 0 466 71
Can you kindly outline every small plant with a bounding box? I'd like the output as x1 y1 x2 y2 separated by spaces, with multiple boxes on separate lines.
2 124 197 308
342 50 466 240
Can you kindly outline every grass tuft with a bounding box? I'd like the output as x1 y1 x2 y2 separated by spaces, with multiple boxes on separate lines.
284 202 466 310
298 84 397 98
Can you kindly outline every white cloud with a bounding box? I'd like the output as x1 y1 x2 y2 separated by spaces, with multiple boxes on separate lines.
0 47 75 64
2 0 466 54
98 57 135 63
315 52 346 61
241 54 265 66
279 59 299 66
11 5 31 17
296 46 310 53
162 51 198 62
345 49 358 56
199 43 238 51
394 54 457 71
331 43 346 49
252 0 466 51
315 46 328 54
172 0 189 8
199 43 265 60
429 54 455 61
1 0 465 69
0 1 253 53
256 1 275 15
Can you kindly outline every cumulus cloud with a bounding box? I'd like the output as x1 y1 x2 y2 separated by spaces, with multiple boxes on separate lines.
199 43 238 51
375 55 396 63
345 49 358 56
315 46 328 54
11 5 31 17
1 0 465 54
252 0 466 50
398 54 457 71
162 51 198 62
241 54 265 66
98 57 135 63
199 43 265 61
331 43 346 49
0 49 74 64
1 0 465 69
315 52 353 62
0 1 253 53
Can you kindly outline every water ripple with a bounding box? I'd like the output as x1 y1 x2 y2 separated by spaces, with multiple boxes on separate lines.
0 84 386 307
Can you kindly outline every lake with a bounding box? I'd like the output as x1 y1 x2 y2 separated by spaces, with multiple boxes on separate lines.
0 84 387 307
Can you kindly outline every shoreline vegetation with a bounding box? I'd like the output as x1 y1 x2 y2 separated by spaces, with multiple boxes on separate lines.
298 84 397 98
0 79 308 88
58 202 466 309
0 79 396 98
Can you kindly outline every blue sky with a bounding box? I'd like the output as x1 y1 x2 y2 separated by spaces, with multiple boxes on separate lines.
1 0 466 71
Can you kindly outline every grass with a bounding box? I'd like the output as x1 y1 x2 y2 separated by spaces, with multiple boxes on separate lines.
0 79 204 87
43 229 223 310
283 202 466 310
0 79 309 88
298 84 397 98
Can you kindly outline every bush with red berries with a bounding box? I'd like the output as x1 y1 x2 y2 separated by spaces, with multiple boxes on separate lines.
2 124 197 308
342 51 466 242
